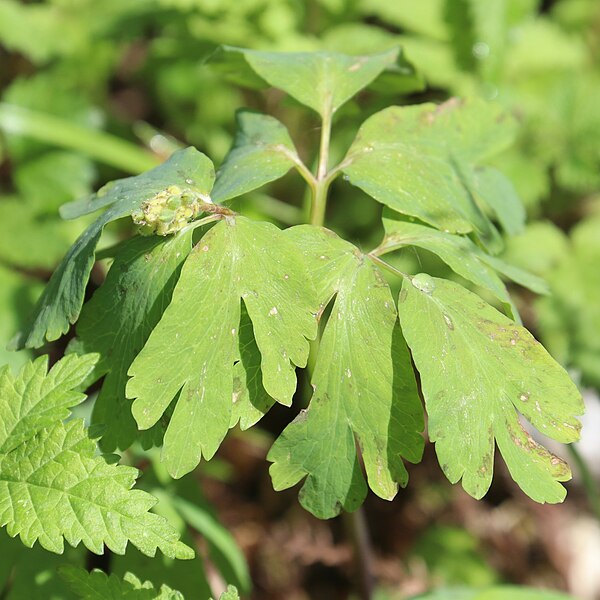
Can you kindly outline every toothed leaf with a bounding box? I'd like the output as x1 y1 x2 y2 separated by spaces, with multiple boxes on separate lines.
127 217 318 478
398 274 583 502
268 226 424 518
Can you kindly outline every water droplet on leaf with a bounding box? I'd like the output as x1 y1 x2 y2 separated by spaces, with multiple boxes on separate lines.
411 273 435 294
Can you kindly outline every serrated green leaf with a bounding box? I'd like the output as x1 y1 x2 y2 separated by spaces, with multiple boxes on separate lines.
0 356 193 560
379 214 518 319
268 226 424 518
342 98 516 248
0 420 193 559
60 566 184 600
76 232 193 452
127 217 318 478
11 148 214 350
398 275 583 503
211 110 300 203
0 354 97 454
211 586 239 600
213 46 402 117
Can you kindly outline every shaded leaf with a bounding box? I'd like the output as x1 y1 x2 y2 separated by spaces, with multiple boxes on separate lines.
0 527 86 599
171 496 250 594
0 197 84 271
0 264 41 371
76 232 193 452
398 274 583 502
231 305 275 431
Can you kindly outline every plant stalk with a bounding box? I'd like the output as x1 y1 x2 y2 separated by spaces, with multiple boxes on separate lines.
306 105 376 600
343 508 375 600
310 106 333 227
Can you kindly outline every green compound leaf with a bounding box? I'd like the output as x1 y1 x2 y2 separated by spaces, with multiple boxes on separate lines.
212 110 300 203
398 275 583 503
76 232 193 452
11 148 215 350
127 217 318 478
342 98 517 248
212 586 240 600
0 355 193 560
60 566 184 599
268 226 424 519
213 46 402 117
379 214 547 320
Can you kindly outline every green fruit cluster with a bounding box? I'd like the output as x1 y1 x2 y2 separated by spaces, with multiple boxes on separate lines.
131 185 210 235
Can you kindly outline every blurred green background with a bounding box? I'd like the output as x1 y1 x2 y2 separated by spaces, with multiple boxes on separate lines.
1 0 600 599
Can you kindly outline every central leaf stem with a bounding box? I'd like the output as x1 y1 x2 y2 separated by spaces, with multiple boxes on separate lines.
310 106 333 227
307 105 376 600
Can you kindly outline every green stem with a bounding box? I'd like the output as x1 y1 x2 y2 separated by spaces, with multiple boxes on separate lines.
309 107 333 227
368 253 410 281
343 509 375 600
567 444 600 522
305 105 376 599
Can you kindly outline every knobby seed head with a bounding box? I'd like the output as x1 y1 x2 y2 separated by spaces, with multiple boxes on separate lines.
131 185 212 235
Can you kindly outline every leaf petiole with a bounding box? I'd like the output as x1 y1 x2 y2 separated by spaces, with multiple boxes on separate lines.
367 253 410 281
179 213 224 235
